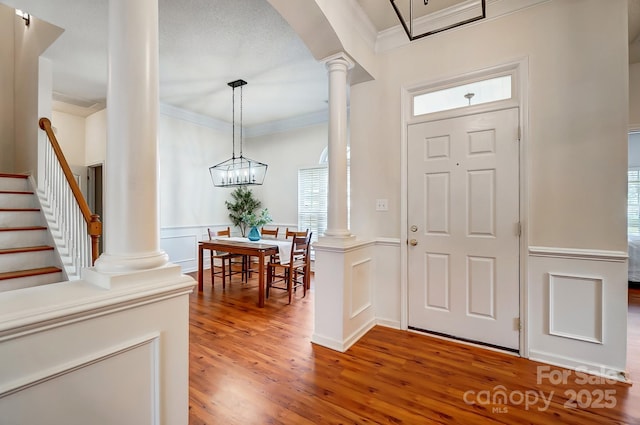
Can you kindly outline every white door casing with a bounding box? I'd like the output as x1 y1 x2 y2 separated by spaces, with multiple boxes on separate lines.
407 107 520 350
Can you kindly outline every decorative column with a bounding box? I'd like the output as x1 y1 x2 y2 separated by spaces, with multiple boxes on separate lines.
94 0 168 272
322 52 354 240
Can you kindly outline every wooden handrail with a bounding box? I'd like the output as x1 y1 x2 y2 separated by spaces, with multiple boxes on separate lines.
39 117 102 265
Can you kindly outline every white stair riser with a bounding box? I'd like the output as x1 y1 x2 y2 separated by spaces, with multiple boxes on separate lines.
0 272 64 292
0 211 43 227
0 193 37 209
0 230 48 249
0 250 56 272
0 177 30 192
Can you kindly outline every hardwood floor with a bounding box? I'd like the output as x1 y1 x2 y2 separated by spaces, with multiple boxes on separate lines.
188 272 640 424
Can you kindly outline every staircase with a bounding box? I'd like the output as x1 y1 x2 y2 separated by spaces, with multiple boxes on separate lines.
0 173 64 292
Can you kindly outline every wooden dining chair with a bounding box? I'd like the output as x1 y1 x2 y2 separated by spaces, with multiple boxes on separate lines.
266 232 312 304
260 227 279 239
208 227 244 288
270 228 310 284
285 228 308 239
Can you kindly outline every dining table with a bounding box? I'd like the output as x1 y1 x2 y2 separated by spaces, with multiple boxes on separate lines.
197 237 291 307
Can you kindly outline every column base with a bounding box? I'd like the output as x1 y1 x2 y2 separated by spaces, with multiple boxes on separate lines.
322 228 354 238
317 234 357 247
94 250 169 274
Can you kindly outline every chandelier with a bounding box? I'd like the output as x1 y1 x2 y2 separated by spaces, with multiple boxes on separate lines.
389 0 486 41
209 79 268 187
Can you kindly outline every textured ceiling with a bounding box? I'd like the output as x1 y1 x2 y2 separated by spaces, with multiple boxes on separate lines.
3 0 640 124
1 0 330 125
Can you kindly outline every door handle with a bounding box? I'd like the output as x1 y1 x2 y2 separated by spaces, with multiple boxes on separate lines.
409 239 418 246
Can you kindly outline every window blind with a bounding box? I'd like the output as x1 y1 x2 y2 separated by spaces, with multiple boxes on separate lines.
298 166 328 244
630 169 640 235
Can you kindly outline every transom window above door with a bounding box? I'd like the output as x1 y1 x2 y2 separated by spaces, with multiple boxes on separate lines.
413 74 512 116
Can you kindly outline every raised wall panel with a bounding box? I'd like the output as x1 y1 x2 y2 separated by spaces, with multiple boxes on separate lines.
350 258 373 318
425 135 450 160
425 172 450 235
549 273 603 344
468 129 496 155
161 234 197 264
425 252 449 311
467 256 496 318
0 336 159 424
467 169 496 237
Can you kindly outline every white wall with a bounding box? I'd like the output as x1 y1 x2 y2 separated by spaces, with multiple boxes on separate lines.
345 0 629 377
244 123 328 226
0 4 14 173
51 110 86 168
13 14 63 178
158 114 233 228
85 108 106 166
631 63 640 129
351 0 628 251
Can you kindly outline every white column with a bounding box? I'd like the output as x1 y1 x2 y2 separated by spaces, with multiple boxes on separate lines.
322 52 354 239
94 0 168 272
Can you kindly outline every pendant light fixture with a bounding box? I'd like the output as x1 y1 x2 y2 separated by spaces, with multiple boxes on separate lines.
389 0 486 41
209 79 268 187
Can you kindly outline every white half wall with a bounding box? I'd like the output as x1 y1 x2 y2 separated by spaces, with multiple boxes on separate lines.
527 247 628 380
0 265 195 424
312 240 377 352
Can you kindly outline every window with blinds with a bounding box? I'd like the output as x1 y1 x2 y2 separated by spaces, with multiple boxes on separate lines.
630 169 640 235
298 166 328 244
298 164 350 244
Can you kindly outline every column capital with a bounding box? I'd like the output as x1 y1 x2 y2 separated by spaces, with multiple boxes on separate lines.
322 52 355 71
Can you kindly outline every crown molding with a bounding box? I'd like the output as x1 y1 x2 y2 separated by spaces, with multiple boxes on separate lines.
159 103 231 134
244 109 328 138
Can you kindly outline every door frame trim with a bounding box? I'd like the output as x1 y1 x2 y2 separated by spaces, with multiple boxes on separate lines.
399 57 530 357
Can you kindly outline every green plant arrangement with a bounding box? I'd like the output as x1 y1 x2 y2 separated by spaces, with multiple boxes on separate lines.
242 208 272 228
225 186 262 237
243 209 272 241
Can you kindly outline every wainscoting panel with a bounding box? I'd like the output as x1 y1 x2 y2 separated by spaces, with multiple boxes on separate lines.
350 258 372 319
0 336 159 424
528 247 628 380
163 235 197 266
549 273 603 344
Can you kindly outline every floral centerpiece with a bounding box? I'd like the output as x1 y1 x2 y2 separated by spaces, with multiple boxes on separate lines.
242 209 272 241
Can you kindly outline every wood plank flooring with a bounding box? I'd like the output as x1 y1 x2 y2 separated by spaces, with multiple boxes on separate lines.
188 272 640 424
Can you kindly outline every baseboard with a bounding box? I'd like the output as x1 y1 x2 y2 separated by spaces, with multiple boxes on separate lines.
376 318 401 329
310 333 346 352
311 318 376 353
343 318 376 351
528 349 628 383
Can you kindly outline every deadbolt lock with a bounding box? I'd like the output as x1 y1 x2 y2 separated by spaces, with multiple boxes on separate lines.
410 225 418 232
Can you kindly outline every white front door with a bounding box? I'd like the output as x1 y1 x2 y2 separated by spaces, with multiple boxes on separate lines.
407 108 520 350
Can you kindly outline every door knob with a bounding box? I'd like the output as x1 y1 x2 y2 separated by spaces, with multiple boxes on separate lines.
409 239 418 246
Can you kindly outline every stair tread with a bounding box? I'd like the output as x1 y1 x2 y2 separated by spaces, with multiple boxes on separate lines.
0 208 40 212
0 190 34 195
0 245 54 255
0 267 61 281
0 226 47 232
0 174 29 179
